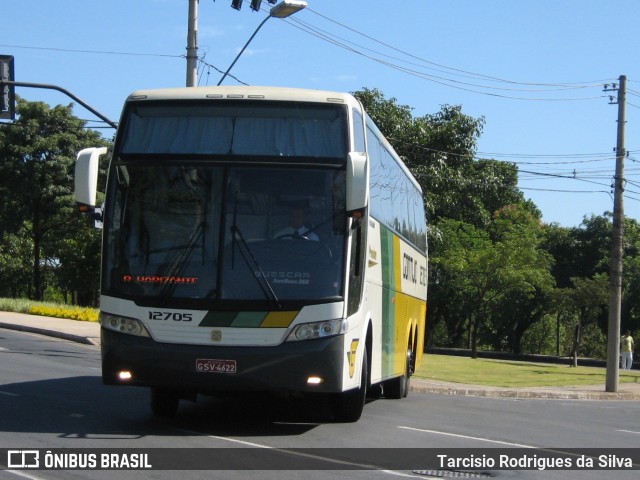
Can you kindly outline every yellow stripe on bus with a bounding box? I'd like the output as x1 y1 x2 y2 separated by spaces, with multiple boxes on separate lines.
260 311 299 327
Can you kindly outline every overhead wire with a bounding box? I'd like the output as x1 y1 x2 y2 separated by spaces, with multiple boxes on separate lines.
0 43 183 59
198 58 249 86
302 9 612 89
283 8 613 101
1 15 615 101
4 9 637 202
375 132 640 205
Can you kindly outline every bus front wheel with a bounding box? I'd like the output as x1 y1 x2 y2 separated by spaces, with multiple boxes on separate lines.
332 349 368 422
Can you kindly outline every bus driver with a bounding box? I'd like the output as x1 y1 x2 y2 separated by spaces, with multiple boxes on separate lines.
274 205 319 241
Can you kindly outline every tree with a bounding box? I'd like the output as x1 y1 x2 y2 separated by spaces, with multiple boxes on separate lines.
429 205 554 357
566 274 609 365
468 206 553 357
619 217 640 335
427 218 492 348
544 215 640 344
353 88 528 229
0 228 33 298
49 192 103 306
542 223 578 289
353 88 556 354
486 206 555 354
571 214 612 279
0 97 108 301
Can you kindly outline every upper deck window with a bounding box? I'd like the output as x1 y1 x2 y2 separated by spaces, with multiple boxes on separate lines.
119 100 348 159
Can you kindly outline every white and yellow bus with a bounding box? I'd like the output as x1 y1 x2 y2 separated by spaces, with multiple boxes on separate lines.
75 86 427 422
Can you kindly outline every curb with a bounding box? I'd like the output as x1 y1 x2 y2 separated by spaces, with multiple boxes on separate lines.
410 381 640 401
0 322 99 346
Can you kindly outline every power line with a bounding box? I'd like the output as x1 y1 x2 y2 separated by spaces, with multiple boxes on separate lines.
521 186 611 194
0 43 183 59
303 8 612 89
198 58 249 86
387 134 626 166
518 169 611 187
285 9 614 101
4 15 635 180
1 23 614 101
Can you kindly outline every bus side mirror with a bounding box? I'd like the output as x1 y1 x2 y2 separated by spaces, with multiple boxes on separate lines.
346 151 368 215
75 147 107 223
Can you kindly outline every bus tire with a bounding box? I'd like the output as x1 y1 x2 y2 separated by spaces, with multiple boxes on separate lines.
384 347 412 399
150 388 180 417
332 349 368 422
367 382 383 399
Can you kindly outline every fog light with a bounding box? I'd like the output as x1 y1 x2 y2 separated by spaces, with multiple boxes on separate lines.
118 370 133 381
307 376 323 385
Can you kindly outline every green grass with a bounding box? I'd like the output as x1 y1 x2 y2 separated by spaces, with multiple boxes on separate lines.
0 298 34 313
414 353 640 388
0 298 99 322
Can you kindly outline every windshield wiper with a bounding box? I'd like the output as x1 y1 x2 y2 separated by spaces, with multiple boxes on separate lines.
157 221 205 301
230 223 281 309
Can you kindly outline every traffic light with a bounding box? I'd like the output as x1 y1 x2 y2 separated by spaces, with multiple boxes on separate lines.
0 55 15 120
232 0 274 12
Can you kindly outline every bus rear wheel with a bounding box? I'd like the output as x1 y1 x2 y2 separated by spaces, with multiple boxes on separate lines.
384 347 412 399
150 388 180 417
332 349 368 422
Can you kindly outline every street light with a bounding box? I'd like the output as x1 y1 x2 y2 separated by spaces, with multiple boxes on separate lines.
217 0 307 86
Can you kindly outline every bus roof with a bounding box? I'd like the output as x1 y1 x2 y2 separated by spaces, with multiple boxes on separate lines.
122 85 422 194
126 86 361 107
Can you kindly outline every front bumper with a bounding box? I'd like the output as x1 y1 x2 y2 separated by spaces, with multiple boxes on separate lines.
101 328 344 394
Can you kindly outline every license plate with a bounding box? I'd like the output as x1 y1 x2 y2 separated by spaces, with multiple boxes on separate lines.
196 359 237 374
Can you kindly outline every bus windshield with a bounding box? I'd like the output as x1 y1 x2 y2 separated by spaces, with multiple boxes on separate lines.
103 164 347 307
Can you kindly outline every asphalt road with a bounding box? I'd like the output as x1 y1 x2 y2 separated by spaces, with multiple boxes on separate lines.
0 328 639 480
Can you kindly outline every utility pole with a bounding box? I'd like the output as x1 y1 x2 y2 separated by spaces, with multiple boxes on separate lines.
605 75 626 393
186 0 199 87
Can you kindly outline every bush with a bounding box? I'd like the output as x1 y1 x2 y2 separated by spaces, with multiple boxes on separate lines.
0 297 99 322
28 304 98 322
521 315 574 356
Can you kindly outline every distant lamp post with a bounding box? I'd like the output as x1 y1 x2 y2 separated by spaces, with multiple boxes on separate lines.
217 0 307 86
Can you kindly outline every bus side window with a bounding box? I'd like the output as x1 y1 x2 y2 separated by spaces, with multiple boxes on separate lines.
352 108 366 152
347 219 366 316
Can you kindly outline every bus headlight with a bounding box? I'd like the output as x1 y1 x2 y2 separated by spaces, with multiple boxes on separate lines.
100 312 150 338
286 319 346 341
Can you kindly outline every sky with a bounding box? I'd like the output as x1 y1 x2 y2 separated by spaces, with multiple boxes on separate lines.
2 0 640 227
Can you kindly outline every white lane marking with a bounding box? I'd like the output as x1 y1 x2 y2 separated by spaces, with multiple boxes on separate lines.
176 428 423 477
5 470 46 480
0 390 19 397
617 429 640 435
399 425 534 448
176 429 270 449
399 426 640 468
